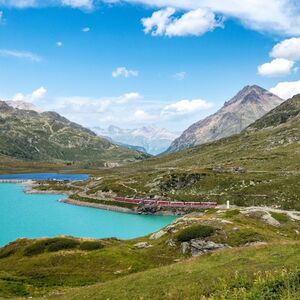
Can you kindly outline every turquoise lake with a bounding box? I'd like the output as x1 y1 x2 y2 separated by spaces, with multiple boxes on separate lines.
0 183 176 247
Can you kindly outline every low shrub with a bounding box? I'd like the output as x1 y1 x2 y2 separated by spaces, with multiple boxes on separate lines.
23 238 79 256
47 238 79 252
0 247 17 259
23 240 49 256
79 241 104 251
271 212 289 223
177 225 216 242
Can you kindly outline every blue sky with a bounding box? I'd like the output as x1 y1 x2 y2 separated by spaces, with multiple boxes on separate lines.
0 0 300 131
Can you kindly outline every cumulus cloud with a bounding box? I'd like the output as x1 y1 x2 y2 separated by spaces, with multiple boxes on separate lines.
40 91 146 127
142 7 223 37
82 27 90 32
134 109 156 121
12 86 47 103
258 58 295 77
123 0 300 36
162 99 213 115
48 92 142 115
173 72 186 80
115 92 142 103
258 36 300 77
270 80 300 99
56 41 63 47
0 49 41 62
2 1 300 36
0 11 3 23
271 37 300 61
112 67 139 78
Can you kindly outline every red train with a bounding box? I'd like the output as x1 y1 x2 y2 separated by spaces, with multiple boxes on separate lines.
113 197 217 208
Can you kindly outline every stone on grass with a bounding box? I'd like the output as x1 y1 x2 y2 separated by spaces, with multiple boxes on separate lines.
134 242 152 249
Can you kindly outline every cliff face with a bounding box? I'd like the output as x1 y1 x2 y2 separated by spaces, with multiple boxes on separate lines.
167 85 284 153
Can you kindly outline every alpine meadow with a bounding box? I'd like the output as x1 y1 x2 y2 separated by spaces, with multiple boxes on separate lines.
0 1 299 299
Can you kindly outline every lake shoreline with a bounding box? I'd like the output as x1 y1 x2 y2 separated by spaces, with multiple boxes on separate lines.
4 180 179 216
0 180 177 247
60 198 180 216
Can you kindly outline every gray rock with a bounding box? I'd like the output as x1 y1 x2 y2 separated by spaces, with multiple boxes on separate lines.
134 242 152 249
190 239 230 256
166 239 176 247
181 242 190 254
149 230 166 240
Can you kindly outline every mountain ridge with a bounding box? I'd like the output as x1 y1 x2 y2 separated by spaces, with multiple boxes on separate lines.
167 85 284 153
0 101 148 167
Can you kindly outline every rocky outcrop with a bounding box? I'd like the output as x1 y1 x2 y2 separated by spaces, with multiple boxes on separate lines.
167 85 283 153
181 239 230 256
134 242 152 249
149 230 166 240
240 208 284 227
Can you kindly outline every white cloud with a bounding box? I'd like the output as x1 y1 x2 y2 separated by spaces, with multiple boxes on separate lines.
56 41 63 47
61 0 93 9
12 86 47 103
0 0 93 9
41 91 147 127
270 80 300 100
112 67 139 78
115 92 142 103
142 7 223 37
271 37 300 61
48 92 142 114
82 26 90 32
162 99 213 115
173 72 186 80
0 0 37 8
0 11 3 24
258 58 295 77
142 7 174 36
0 49 41 62
122 0 300 36
134 109 155 121
2 1 300 36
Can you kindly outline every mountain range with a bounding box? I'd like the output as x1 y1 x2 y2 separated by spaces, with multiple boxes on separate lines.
91 125 180 155
87 93 300 209
0 101 148 167
167 85 284 153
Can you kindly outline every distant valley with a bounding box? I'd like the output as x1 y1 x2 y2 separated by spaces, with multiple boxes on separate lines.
91 125 180 155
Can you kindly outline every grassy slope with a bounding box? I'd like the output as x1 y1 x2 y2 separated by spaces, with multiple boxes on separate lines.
0 209 299 298
56 242 300 300
73 95 300 209
0 102 148 167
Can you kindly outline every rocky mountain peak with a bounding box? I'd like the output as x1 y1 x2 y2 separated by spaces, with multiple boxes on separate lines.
224 85 271 107
5 100 44 113
167 85 284 153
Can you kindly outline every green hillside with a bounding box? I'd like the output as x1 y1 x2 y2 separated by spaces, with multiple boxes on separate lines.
57 243 300 300
0 208 299 299
0 101 148 167
63 95 300 210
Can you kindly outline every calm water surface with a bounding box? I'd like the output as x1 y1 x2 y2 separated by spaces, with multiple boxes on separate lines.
0 183 176 247
0 173 89 181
